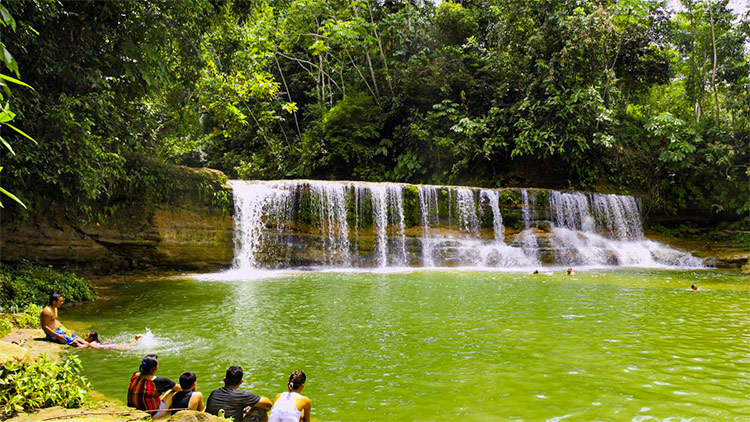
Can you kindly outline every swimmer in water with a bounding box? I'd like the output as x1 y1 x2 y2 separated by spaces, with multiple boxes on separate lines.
566 267 574 275
691 283 698 291
85 332 143 349
532 270 539 274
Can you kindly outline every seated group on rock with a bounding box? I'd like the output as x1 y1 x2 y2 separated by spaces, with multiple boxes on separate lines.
128 354 311 422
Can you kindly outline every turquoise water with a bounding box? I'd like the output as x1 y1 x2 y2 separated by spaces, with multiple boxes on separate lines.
65 269 750 421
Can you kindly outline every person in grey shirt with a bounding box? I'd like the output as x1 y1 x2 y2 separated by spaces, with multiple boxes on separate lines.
205 366 273 422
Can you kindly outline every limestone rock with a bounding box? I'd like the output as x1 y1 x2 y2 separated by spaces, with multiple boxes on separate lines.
1 328 65 362
168 410 227 422
0 341 30 365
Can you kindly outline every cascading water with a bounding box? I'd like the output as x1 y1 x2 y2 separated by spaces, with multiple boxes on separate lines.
229 181 294 271
418 185 439 266
515 189 539 263
227 180 702 271
549 191 594 232
480 189 504 242
310 181 351 266
387 184 408 266
591 194 643 240
548 190 701 267
456 188 479 236
370 185 389 267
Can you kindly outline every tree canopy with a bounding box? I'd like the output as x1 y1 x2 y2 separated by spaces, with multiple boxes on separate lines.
1 0 748 220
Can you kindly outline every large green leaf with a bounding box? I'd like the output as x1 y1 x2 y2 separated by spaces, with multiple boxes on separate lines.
0 136 15 155
0 5 15 31
4 123 37 144
0 44 18 76
0 186 27 209
0 73 32 89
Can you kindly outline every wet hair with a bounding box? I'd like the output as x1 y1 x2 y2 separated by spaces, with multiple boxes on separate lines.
179 372 197 390
49 293 62 305
87 331 100 343
225 366 243 386
691 283 698 290
287 370 306 391
140 354 158 375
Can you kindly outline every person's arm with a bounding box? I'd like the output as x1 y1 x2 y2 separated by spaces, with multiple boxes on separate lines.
125 334 142 347
189 392 205 411
253 396 273 411
160 389 176 411
300 397 312 422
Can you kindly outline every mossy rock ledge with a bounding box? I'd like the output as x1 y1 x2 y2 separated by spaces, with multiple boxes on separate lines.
0 166 234 272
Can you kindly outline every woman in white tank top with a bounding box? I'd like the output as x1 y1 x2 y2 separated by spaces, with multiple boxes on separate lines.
269 370 312 422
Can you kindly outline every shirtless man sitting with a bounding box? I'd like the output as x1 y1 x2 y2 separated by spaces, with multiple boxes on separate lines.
40 293 88 347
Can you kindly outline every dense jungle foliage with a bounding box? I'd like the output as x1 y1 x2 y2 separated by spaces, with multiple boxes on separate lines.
0 262 96 310
0 0 747 221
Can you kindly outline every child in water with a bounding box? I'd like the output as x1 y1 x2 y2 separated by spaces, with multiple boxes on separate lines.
85 331 142 349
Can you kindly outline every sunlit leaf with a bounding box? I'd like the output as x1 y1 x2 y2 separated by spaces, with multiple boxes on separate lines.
0 74 32 89
5 123 37 144
0 186 26 208
0 136 15 155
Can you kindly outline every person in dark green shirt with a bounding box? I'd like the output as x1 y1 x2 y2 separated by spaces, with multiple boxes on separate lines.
205 366 273 422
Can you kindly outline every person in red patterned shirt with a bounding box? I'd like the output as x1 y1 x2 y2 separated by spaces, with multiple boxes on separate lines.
127 354 179 418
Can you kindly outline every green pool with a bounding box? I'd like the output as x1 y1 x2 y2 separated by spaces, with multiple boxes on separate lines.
65 269 750 421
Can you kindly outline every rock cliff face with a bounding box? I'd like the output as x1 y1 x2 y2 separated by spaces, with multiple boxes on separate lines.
0 167 233 272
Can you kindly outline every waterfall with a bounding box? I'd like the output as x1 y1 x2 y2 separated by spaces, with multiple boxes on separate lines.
418 185 439 266
447 188 453 229
591 194 643 240
456 188 479 236
548 191 594 232
480 189 504 243
229 181 294 270
516 189 539 263
521 189 533 229
353 185 367 258
227 180 702 270
309 182 351 266
547 189 700 267
387 184 408 266
370 185 389 267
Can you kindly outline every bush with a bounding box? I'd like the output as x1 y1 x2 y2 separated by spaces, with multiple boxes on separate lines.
0 354 90 416
0 319 11 339
0 262 96 311
0 304 43 338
